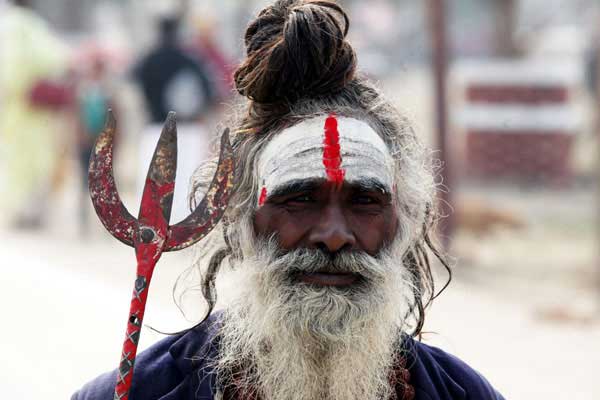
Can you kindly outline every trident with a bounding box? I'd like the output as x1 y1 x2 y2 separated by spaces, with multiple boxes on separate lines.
88 111 234 400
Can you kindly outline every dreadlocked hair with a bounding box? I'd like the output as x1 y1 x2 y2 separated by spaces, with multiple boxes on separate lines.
176 0 451 338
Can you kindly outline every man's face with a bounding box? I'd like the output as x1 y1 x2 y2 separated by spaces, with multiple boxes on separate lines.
254 179 398 284
217 118 409 400
253 115 399 286
215 117 412 399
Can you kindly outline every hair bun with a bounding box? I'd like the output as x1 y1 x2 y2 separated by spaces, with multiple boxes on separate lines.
234 0 356 105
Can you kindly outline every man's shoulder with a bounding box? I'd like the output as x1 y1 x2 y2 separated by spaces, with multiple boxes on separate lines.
407 339 505 400
71 334 182 400
72 315 221 400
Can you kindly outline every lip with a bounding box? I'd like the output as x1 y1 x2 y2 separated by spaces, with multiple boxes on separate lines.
297 272 358 287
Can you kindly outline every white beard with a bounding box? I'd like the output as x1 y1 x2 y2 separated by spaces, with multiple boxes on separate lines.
212 237 416 400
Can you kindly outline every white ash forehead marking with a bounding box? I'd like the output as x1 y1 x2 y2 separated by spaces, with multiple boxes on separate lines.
259 118 390 160
257 116 395 200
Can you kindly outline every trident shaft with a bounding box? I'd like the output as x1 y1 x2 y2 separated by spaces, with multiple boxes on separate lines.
88 111 234 400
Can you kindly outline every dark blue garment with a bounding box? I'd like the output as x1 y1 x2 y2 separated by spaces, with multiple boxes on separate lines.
72 314 504 400
132 44 215 124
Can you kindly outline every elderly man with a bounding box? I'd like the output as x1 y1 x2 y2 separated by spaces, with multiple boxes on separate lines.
74 1 504 399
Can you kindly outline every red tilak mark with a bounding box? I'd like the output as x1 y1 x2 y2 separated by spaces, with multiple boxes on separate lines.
323 115 345 185
258 187 268 207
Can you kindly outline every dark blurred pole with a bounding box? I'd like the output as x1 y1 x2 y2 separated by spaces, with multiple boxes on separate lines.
179 0 191 16
492 0 517 57
594 34 600 315
427 0 454 247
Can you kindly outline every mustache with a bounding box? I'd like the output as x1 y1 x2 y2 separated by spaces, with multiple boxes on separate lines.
256 243 391 284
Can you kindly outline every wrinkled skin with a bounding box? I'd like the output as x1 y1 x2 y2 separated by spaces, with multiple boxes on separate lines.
254 179 398 256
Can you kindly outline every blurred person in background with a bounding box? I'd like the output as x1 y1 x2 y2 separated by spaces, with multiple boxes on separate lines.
132 14 217 222
0 0 71 229
188 16 235 103
73 1 504 399
75 57 116 234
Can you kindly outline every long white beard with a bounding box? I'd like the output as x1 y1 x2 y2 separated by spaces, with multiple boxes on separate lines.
213 238 416 400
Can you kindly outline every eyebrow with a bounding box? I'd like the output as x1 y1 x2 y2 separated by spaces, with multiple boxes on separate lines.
267 177 392 199
268 179 325 198
347 178 391 195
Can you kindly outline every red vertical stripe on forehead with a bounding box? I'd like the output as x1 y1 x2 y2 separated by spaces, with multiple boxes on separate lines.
258 187 268 207
323 115 345 185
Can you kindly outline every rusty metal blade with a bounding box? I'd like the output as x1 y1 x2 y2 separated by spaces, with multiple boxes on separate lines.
165 128 234 251
88 110 136 247
137 112 177 228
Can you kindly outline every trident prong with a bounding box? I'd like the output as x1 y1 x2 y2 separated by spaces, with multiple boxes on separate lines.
165 127 234 251
89 111 235 248
88 110 136 246
88 111 235 400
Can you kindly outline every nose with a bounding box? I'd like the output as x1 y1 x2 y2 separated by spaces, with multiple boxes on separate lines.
308 204 356 253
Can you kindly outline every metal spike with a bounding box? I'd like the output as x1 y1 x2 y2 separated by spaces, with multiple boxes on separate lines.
88 110 136 246
166 128 234 251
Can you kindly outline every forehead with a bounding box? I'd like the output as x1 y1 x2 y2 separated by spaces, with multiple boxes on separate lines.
257 116 395 192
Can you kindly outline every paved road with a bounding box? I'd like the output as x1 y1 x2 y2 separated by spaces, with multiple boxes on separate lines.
1 227 599 399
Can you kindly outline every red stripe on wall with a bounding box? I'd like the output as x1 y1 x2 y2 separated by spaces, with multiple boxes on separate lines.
467 85 568 104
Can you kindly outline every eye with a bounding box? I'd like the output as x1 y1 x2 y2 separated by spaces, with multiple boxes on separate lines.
285 193 314 204
352 194 379 205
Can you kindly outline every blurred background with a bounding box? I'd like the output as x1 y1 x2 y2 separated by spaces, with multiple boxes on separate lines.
1 0 599 398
